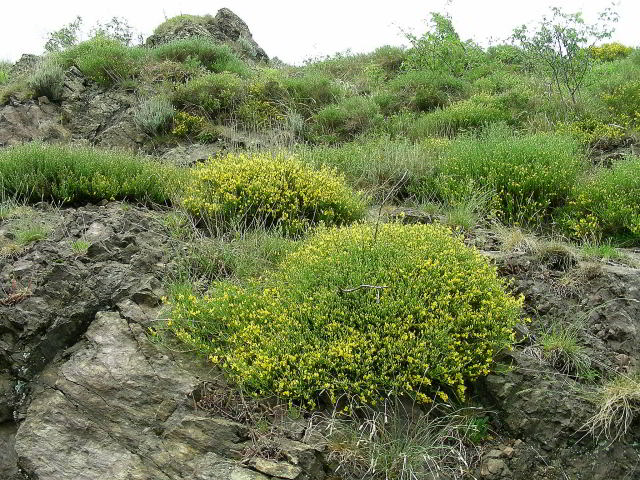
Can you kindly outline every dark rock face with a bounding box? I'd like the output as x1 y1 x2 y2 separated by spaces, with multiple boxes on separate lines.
146 8 268 63
0 67 142 150
475 251 640 479
0 204 327 480
0 98 69 147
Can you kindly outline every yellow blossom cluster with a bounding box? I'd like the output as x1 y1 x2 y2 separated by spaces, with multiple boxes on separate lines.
181 152 365 235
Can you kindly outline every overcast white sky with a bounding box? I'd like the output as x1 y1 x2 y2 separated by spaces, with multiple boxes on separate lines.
1 1 638 64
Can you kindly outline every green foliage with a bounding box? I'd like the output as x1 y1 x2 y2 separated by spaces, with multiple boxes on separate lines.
564 155 640 243
557 119 628 150
410 126 584 225
295 137 448 201
172 72 246 119
56 36 146 86
282 73 343 116
27 60 65 101
89 16 136 46
539 324 590 376
486 44 529 67
408 95 508 138
377 70 470 114
182 152 365 235
512 5 618 104
152 14 213 37
171 111 205 138
403 12 484 77
71 239 91 255
601 79 640 125
168 222 522 407
0 143 181 204
310 96 382 143
45 16 83 52
0 61 11 85
589 42 633 62
134 96 175 136
151 37 248 76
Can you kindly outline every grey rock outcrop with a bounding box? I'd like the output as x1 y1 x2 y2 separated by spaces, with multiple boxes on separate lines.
146 8 268 63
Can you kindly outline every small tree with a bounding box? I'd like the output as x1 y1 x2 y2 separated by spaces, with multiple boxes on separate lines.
89 17 136 46
512 5 618 105
403 12 483 77
44 16 83 52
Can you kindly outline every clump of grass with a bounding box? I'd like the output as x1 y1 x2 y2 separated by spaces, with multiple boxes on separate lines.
71 239 90 255
27 60 65 101
581 242 625 262
538 324 591 377
316 399 483 480
310 96 382 143
584 371 640 443
295 137 447 202
14 222 50 245
0 60 10 85
134 96 175 136
172 72 246 119
0 142 182 205
151 37 248 76
56 35 146 86
495 226 540 254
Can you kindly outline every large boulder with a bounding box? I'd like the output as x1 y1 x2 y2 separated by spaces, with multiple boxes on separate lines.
146 8 268 63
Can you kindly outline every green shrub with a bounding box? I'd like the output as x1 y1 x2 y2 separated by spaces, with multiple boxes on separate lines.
0 61 10 85
282 73 343 116
564 155 640 243
152 14 213 37
134 96 175 136
310 96 382 143
27 60 65 101
168 222 523 407
171 111 206 138
589 43 633 62
182 152 365 235
0 143 181 204
56 36 146 86
172 72 246 119
409 95 508 138
410 127 585 225
151 37 248 76
557 119 629 150
377 70 470 114
601 80 640 126
486 44 529 67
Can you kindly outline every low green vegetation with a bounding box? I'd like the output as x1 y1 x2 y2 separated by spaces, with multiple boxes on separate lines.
0 143 181 204
167 223 522 408
564 155 640 243
410 126 585 226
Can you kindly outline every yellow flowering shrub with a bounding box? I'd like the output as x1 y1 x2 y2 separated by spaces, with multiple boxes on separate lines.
557 120 629 150
182 153 365 235
564 155 640 243
168 223 523 408
589 43 633 62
